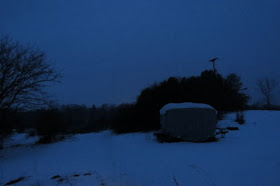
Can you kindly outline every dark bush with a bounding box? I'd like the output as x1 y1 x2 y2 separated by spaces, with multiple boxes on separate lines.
36 108 67 143
111 104 159 134
227 126 239 130
0 109 18 149
235 111 245 124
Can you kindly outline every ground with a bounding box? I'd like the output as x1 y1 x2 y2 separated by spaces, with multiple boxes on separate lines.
0 111 280 186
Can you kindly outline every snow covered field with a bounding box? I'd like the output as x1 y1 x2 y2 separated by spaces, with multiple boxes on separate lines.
1 111 280 186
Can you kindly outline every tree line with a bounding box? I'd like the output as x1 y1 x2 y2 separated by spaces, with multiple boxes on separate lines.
1 70 250 143
0 35 278 147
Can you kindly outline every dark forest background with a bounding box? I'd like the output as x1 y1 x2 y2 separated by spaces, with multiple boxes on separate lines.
2 70 255 142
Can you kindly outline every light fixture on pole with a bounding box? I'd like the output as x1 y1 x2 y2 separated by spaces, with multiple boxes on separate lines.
209 57 219 74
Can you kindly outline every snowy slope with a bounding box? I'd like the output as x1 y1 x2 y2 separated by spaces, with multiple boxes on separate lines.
0 111 280 186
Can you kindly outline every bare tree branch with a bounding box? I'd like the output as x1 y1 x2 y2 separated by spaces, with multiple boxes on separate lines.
256 78 278 109
0 35 62 111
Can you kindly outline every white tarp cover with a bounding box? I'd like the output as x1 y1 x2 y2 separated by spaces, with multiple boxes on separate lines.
160 102 216 115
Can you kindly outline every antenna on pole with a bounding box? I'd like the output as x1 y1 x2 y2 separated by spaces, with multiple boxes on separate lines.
209 57 219 74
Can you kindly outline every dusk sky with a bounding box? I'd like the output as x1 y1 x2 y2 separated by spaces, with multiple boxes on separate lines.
1 0 280 106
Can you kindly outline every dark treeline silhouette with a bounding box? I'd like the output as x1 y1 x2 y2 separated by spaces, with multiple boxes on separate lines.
138 71 248 112
2 70 249 140
3 104 117 143
116 70 249 133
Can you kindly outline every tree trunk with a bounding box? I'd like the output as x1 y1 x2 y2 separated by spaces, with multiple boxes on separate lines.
267 97 271 110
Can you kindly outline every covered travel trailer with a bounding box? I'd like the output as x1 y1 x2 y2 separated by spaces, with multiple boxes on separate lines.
160 102 217 142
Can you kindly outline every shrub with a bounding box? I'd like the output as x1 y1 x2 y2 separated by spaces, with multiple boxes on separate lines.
0 110 17 149
227 126 239 130
36 108 67 143
111 104 158 134
235 111 245 124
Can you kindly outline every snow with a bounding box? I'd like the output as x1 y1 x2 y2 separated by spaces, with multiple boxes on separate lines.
2 132 39 149
1 110 280 186
160 102 217 115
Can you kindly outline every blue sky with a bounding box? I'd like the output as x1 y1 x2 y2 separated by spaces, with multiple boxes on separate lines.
1 0 280 106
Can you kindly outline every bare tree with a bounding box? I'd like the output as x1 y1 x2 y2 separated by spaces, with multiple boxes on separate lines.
0 35 61 147
256 78 278 109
